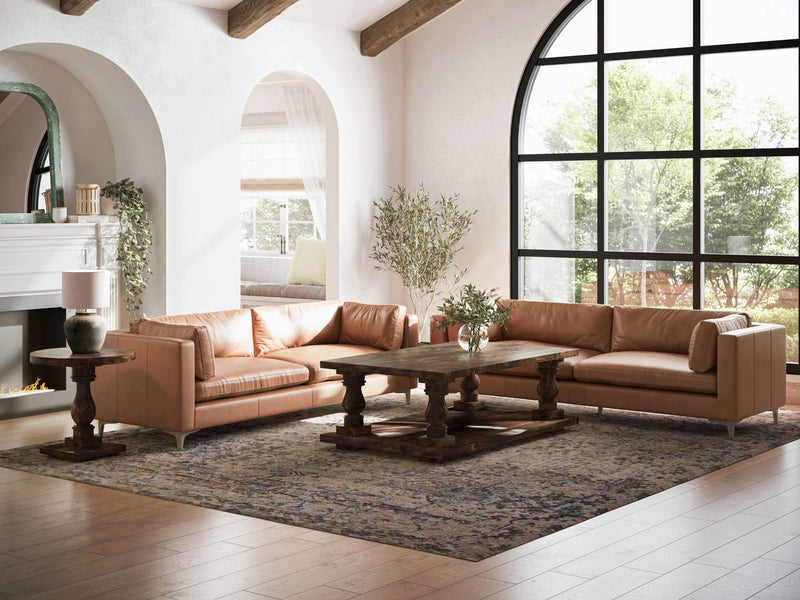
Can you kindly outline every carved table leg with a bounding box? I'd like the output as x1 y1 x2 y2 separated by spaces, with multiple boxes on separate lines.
531 358 565 420
419 380 455 447
68 366 102 449
453 373 485 410
337 371 372 436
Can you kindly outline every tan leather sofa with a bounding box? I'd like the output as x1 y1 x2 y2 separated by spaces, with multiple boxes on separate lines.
93 300 418 448
431 301 786 437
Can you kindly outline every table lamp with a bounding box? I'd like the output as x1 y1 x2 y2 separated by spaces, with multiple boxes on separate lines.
62 270 110 354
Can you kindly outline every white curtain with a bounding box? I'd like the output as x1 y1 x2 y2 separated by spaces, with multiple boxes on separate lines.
283 83 326 239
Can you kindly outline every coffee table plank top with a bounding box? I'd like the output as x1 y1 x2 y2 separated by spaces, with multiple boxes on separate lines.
320 341 578 381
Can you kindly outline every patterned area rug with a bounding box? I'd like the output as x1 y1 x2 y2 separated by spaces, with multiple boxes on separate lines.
1 393 798 561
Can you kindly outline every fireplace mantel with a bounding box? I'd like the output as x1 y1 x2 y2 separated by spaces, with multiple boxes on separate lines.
0 223 123 329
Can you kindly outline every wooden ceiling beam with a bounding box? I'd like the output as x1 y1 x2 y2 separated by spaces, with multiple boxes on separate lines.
361 0 464 57
228 0 302 39
60 0 101 16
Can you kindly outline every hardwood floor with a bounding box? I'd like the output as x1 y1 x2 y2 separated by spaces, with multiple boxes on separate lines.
1 408 798 600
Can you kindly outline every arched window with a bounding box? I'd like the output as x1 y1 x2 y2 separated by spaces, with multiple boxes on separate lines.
512 0 800 370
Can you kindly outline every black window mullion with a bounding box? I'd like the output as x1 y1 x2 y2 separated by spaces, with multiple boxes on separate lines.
692 0 703 310
596 0 606 304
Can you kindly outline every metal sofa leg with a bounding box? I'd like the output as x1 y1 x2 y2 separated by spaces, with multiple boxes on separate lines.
96 420 114 438
773 409 779 424
166 430 197 450
405 389 412 404
597 407 603 415
725 421 736 438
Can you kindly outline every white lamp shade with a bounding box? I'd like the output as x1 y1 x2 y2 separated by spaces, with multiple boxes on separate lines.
61 270 110 310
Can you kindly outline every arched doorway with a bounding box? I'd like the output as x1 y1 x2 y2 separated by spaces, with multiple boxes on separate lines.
239 71 339 306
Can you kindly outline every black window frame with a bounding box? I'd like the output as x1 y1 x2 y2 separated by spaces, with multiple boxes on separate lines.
27 133 50 212
511 0 800 373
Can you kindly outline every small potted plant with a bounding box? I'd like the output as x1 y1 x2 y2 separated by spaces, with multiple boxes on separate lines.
434 284 514 352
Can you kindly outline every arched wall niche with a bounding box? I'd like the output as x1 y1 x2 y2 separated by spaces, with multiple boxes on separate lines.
0 43 168 318
241 70 340 300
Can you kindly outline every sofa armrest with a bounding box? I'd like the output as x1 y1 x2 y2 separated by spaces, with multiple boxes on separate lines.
402 313 419 348
717 324 786 420
92 330 197 432
429 314 449 344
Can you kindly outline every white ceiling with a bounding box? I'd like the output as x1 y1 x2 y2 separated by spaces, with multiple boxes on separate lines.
170 0 408 32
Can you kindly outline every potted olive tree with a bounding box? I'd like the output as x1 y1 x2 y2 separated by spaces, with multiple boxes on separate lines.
370 184 475 341
101 178 152 316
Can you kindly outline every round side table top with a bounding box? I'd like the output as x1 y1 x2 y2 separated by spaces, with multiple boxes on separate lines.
30 347 136 367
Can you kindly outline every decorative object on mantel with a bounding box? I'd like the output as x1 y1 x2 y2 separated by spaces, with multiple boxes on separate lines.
0 213 53 224
43 189 52 213
52 206 67 223
66 215 116 223
370 184 476 341
434 284 514 352
75 184 100 215
62 269 111 354
100 178 152 315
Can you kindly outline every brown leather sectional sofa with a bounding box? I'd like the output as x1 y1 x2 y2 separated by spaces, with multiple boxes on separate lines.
93 300 418 448
431 300 786 437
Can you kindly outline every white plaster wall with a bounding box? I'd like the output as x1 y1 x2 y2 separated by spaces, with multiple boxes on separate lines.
0 93 45 213
403 0 570 297
0 0 406 315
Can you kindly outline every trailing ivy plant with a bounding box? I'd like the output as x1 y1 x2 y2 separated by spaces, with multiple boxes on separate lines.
101 178 152 316
369 184 476 338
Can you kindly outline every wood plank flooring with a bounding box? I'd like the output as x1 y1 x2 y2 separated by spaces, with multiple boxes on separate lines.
1 407 798 599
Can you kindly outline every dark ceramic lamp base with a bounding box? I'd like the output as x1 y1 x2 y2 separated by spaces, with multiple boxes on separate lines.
64 312 107 354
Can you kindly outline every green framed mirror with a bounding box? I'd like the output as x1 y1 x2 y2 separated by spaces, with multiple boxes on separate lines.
0 82 63 223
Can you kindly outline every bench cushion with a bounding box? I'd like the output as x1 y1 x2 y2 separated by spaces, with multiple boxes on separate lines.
196 357 309 402
574 351 717 394
267 344 383 383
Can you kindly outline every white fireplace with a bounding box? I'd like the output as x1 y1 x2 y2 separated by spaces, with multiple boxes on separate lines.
0 222 123 418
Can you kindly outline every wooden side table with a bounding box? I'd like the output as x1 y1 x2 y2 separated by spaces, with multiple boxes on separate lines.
30 347 135 461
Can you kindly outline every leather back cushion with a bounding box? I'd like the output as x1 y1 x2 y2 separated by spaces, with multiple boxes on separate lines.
133 309 254 357
611 306 751 354
252 300 342 355
136 321 216 380
502 300 613 353
688 314 750 373
339 302 406 350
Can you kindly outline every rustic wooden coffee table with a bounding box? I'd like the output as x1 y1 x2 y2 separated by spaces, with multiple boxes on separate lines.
319 341 578 462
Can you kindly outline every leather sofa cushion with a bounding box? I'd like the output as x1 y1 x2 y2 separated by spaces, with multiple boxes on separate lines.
133 309 254 357
490 341 600 380
688 314 750 373
252 300 341 355
574 351 717 394
611 306 751 354
136 321 215 380
339 302 406 350
268 344 383 383
196 357 309 402
502 300 613 353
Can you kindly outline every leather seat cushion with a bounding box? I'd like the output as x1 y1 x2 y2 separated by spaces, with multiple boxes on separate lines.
267 344 383 383
573 351 717 394
491 341 600 380
339 302 406 350
196 357 309 402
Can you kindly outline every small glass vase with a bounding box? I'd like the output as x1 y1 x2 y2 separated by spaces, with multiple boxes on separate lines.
458 324 489 353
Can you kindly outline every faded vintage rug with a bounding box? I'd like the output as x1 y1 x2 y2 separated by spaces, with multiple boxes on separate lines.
1 393 798 561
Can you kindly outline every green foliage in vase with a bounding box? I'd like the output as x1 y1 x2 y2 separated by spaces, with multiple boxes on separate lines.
433 284 514 333
370 184 476 331
101 178 152 315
